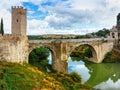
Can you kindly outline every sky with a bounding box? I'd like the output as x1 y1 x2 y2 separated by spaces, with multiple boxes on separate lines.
0 0 120 35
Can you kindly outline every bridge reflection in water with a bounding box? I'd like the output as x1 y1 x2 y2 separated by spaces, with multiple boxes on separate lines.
67 57 120 90
29 38 114 73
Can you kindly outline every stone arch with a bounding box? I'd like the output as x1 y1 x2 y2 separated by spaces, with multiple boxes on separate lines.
68 43 97 63
28 44 56 65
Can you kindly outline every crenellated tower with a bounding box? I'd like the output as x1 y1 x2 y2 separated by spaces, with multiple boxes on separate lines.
11 6 27 36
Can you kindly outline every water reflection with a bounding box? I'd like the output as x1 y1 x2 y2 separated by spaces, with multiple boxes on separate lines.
48 55 120 89
68 57 120 89
68 57 90 82
94 78 120 90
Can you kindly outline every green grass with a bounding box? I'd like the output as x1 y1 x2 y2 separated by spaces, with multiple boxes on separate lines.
0 61 93 90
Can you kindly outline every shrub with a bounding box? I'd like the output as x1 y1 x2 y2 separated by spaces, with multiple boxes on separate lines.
69 72 81 82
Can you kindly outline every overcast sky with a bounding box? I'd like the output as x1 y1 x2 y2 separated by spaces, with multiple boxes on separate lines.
0 0 120 35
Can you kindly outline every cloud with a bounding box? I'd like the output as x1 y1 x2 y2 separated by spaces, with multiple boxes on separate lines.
68 58 90 82
36 0 119 33
1 0 120 35
95 78 120 90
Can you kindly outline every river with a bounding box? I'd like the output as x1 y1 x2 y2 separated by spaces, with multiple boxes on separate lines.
48 54 120 90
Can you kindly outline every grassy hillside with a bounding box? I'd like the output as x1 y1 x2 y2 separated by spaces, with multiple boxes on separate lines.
0 61 93 90
103 50 120 63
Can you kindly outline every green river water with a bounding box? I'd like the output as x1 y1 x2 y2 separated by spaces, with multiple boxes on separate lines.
68 57 120 90
48 54 120 90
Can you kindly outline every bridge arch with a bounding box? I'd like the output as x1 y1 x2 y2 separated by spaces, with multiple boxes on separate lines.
28 45 56 67
68 43 97 63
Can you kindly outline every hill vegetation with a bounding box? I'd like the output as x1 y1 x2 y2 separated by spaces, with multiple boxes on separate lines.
103 48 120 63
0 46 93 90
70 45 93 61
28 28 110 40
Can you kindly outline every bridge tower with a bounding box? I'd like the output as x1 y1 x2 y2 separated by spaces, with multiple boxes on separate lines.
11 6 27 36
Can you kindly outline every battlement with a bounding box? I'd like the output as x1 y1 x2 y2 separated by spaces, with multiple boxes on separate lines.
12 6 26 10
12 6 26 13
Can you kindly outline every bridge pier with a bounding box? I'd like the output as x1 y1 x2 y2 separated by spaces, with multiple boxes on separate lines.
29 39 114 74
52 57 68 74
52 41 68 74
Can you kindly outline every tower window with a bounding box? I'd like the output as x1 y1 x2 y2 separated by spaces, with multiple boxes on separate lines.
112 33 115 38
17 19 18 22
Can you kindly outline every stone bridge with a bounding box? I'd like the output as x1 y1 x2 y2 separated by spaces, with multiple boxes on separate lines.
0 35 114 73
29 38 114 73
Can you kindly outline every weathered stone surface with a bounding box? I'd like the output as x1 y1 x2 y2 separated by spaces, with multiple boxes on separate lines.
29 38 114 73
0 35 28 63
0 6 114 74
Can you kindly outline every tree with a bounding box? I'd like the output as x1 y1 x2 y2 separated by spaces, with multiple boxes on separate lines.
84 48 93 58
29 46 50 72
0 18 4 35
29 46 50 63
95 28 110 37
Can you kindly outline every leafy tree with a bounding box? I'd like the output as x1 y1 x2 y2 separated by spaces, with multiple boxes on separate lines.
95 28 110 37
29 51 39 63
69 72 81 82
29 46 50 72
84 48 93 58
0 18 4 36
29 46 50 63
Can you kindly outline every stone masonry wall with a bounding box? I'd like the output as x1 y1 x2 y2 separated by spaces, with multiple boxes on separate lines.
0 35 28 63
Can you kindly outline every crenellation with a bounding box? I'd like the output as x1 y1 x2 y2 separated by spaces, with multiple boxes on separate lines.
12 6 24 9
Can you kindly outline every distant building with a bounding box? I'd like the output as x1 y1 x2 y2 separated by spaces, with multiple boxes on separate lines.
109 13 120 44
110 26 118 39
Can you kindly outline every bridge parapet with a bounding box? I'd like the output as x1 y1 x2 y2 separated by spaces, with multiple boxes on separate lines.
29 38 114 43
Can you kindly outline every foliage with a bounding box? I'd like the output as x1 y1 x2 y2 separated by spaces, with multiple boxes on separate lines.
29 46 50 72
0 18 4 36
70 46 93 61
28 35 44 40
0 61 93 90
103 50 120 63
93 28 110 38
29 51 39 63
69 72 81 82
103 52 112 62
75 35 84 39
50 72 93 90
84 48 93 58
0 61 65 90
29 46 50 63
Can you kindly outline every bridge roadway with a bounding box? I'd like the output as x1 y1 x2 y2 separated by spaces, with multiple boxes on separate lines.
28 38 113 43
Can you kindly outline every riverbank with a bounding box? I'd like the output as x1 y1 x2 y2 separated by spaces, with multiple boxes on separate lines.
103 49 120 63
70 45 92 61
0 61 93 90
70 45 120 63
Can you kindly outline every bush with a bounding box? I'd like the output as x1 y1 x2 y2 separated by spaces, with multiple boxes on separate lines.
0 80 6 90
29 46 50 63
103 50 120 63
29 46 51 72
69 72 81 82
84 48 93 58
